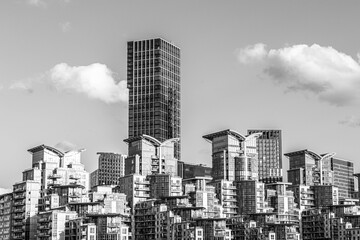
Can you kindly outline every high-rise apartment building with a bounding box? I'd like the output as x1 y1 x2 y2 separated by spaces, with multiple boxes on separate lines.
147 174 182 199
203 129 261 181
95 152 126 186
124 134 179 177
247 129 283 183
235 180 266 215
24 145 90 192
331 158 354 200
127 38 181 159
12 181 40 240
117 174 150 210
285 149 334 186
0 193 13 240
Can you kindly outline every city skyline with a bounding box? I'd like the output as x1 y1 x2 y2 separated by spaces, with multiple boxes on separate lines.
1 0 360 189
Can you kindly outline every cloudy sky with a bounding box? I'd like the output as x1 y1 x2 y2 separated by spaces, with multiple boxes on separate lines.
1 0 360 188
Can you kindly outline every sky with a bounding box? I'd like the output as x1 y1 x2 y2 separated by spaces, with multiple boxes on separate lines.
1 0 360 189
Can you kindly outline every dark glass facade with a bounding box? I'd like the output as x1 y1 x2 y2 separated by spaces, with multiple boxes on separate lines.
182 163 212 179
247 129 282 183
331 158 354 199
127 38 181 159
97 152 126 185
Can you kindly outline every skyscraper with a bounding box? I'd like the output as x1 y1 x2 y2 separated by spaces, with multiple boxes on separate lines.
127 38 181 159
247 129 283 183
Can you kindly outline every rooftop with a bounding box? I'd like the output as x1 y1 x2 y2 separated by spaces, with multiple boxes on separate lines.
203 129 246 142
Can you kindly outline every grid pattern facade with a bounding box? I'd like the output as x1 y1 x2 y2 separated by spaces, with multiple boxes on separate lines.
247 130 282 183
0 193 12 240
127 38 181 159
97 152 126 186
331 158 354 200
235 180 265 215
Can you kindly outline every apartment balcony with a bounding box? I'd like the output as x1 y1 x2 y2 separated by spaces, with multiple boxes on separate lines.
37 231 51 237
223 209 237 214
48 174 62 179
135 180 150 185
301 196 314 200
38 217 51 223
223 204 238 209
69 175 81 180
68 193 82 198
301 190 314 195
107 223 120 228
135 186 150 191
12 228 23 233
171 187 182 192
38 223 51 230
12 233 23 240
47 182 61 187
13 207 25 213
14 200 26 206
38 200 50 206
13 221 23 227
223 191 236 196
223 185 236 190
134 193 150 198
13 214 25 220
223 197 237 202
14 193 26 200
13 187 26 193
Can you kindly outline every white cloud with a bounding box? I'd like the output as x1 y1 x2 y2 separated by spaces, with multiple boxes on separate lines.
236 43 360 106
9 81 34 93
10 63 127 103
339 116 360 127
48 63 128 103
59 22 71 33
55 141 78 152
26 0 71 7
26 0 46 7
237 43 267 64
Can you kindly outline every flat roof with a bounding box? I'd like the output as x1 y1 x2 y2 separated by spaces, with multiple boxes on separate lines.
127 37 180 49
